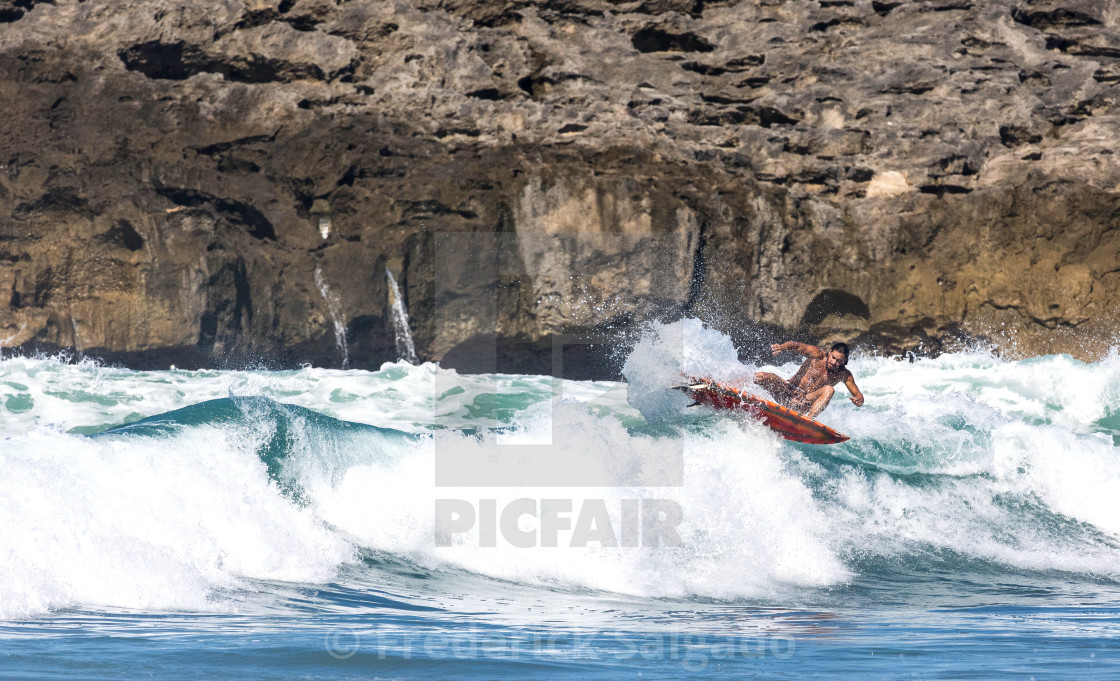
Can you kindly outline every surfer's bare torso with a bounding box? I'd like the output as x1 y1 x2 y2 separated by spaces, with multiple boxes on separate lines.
754 342 864 418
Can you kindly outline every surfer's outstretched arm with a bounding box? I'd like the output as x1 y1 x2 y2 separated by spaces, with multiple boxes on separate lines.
770 341 824 359
844 372 864 407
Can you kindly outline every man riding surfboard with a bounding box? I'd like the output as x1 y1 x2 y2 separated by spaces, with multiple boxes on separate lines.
754 341 864 418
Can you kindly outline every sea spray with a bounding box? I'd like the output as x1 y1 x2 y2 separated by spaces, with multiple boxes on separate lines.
313 265 349 368
70 317 83 355
0 321 26 359
386 268 419 364
621 318 756 423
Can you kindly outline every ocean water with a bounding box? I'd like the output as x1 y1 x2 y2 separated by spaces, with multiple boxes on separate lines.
1 319 1119 679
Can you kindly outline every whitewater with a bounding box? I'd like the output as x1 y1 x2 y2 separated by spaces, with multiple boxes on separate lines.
1 318 1119 679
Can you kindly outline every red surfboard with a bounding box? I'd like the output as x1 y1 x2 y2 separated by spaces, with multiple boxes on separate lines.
675 377 850 445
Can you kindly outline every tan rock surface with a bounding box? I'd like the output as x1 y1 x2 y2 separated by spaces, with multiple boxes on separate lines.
1 0 1119 372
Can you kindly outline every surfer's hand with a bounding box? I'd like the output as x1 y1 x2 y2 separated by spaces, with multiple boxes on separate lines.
770 343 782 356
850 395 864 407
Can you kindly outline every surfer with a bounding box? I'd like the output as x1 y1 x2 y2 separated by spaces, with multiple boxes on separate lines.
754 341 864 418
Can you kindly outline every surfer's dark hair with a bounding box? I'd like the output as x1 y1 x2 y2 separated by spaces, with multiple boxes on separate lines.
830 342 851 358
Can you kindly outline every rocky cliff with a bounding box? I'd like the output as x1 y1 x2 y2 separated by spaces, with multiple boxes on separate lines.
2 0 1119 373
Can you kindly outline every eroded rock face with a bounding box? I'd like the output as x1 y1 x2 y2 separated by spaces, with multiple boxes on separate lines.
1 0 1118 372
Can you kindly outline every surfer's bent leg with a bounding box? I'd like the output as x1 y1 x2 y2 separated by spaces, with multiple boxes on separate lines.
803 386 835 419
754 372 794 405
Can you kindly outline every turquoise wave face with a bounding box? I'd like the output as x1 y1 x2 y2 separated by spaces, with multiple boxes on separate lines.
99 397 423 504
2 323 1120 620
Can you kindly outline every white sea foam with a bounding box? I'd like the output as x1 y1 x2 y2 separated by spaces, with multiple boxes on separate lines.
0 422 353 620
311 404 847 600
2 327 1120 618
810 351 1120 576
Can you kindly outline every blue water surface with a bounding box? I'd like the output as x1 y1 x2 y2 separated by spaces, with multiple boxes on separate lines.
3 563 1119 680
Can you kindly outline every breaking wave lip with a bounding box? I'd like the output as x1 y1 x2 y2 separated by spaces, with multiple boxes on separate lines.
98 396 425 504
